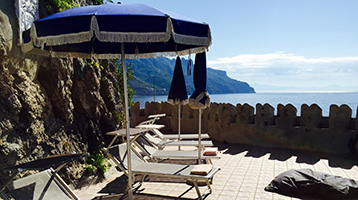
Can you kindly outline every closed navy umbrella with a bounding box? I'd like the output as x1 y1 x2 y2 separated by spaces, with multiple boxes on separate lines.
168 56 188 145
168 57 188 105
24 3 212 199
189 52 210 163
189 52 210 109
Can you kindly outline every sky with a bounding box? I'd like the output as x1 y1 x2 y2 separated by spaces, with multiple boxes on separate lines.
113 0 358 93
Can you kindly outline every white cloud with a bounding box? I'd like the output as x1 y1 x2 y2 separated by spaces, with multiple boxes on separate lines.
207 52 358 92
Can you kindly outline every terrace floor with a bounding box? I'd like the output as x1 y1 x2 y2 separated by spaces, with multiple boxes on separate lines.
74 142 358 200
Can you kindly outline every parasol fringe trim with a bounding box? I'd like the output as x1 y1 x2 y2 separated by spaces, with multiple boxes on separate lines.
173 32 211 46
167 99 189 106
95 17 172 43
189 91 210 110
169 18 212 46
31 16 179 48
30 20 93 48
96 32 171 43
32 31 93 47
26 46 209 59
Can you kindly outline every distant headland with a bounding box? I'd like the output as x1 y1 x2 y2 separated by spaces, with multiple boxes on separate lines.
127 57 256 96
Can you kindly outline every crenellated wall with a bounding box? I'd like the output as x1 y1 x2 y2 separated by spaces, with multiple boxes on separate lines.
130 101 358 155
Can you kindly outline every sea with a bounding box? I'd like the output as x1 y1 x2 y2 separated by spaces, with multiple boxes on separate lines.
133 92 358 117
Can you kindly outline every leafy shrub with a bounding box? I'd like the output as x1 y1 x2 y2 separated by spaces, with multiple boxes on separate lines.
86 146 112 175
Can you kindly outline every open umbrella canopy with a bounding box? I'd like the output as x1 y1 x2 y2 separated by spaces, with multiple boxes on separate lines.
24 3 211 59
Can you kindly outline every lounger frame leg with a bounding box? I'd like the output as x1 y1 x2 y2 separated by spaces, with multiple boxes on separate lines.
0 171 19 193
132 175 145 191
191 178 212 200
106 151 144 196
0 191 10 200
192 179 202 200
205 158 213 165
50 168 79 200
204 179 213 196
0 171 19 200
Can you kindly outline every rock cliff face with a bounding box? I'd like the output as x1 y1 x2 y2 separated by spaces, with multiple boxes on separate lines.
0 1 123 186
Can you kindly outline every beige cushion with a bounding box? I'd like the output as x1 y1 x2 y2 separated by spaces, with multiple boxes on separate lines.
203 147 218 156
190 164 212 175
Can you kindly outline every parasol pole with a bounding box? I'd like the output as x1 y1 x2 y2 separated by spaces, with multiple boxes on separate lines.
121 43 133 200
198 108 202 164
178 104 181 150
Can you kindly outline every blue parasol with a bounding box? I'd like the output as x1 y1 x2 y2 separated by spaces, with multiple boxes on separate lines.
167 56 188 146
23 3 211 58
189 52 210 163
24 3 212 199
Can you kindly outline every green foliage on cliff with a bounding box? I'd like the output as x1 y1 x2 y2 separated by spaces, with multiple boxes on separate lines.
44 0 113 14
113 60 135 105
87 59 104 71
44 0 79 13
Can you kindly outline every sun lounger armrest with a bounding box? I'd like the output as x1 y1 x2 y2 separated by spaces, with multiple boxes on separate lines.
148 113 166 119
184 167 220 182
206 167 220 178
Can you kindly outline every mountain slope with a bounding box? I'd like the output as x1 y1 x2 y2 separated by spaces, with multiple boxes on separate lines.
127 57 255 95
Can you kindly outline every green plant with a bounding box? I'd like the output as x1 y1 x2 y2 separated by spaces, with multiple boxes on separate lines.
112 59 135 127
45 0 80 13
113 110 123 124
86 146 111 175
86 59 104 72
112 59 135 106
93 0 113 5
44 0 112 16
58 0 80 11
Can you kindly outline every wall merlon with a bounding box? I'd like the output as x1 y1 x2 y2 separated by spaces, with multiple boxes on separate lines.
329 104 352 130
255 103 275 127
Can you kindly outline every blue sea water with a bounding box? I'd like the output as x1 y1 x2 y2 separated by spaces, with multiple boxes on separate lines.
133 92 358 117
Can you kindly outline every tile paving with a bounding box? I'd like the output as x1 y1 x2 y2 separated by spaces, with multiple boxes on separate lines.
74 142 358 200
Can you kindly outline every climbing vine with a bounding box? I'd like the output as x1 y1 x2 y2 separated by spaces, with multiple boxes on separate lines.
112 59 135 107
85 59 135 127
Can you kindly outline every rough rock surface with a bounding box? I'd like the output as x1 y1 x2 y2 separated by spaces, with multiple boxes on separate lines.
0 1 123 187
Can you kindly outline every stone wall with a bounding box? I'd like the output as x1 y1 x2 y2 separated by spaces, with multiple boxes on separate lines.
130 102 358 155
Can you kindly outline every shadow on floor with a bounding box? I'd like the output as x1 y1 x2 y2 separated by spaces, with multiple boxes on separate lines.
213 141 358 169
94 173 199 200
93 193 195 200
97 174 128 195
